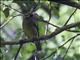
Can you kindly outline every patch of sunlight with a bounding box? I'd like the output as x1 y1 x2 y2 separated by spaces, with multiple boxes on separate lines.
59 5 68 16
47 41 56 48
36 8 49 21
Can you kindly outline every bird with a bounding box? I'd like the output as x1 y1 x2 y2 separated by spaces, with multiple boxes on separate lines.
14 2 41 60
22 13 41 60
22 13 41 51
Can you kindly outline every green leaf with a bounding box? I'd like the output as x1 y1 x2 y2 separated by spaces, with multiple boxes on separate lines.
38 16 46 37
3 8 9 17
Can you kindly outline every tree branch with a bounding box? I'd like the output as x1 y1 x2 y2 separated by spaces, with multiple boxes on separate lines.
0 22 80 46
50 0 80 9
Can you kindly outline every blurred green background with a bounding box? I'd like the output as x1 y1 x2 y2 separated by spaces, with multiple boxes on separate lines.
0 0 80 60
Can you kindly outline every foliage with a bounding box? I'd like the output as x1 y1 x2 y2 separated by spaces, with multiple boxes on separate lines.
0 0 80 60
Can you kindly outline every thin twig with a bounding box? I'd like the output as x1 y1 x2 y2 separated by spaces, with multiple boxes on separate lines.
1 3 22 14
45 1 52 35
14 44 23 60
42 34 80 60
62 36 75 60
58 34 80 49
0 14 22 29
64 8 77 26
44 1 52 45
